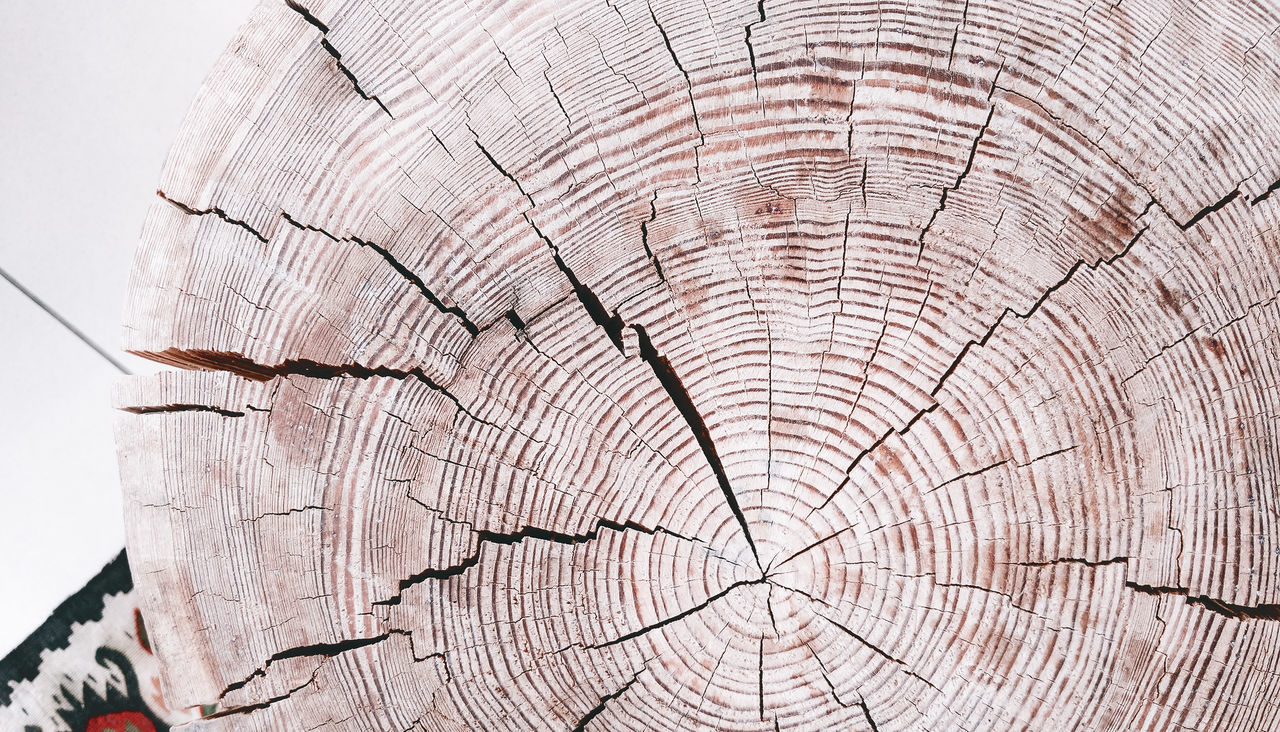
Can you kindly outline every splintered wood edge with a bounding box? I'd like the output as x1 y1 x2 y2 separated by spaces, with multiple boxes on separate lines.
115 0 1280 729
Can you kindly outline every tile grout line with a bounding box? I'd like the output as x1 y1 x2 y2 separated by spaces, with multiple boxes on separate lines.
0 264 132 376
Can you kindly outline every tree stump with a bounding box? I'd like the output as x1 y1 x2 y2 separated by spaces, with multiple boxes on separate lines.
115 0 1280 729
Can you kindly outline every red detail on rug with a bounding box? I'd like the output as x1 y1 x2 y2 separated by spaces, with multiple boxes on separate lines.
86 710 157 732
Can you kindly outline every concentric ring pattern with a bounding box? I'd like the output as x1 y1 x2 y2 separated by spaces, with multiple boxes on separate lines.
115 0 1280 729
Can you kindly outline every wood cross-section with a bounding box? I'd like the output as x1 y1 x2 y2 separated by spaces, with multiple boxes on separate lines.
116 0 1280 729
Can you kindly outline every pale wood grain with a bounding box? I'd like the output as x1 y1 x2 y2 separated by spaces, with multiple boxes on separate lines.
116 0 1280 728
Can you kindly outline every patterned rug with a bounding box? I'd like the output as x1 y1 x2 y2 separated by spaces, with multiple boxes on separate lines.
0 551 203 731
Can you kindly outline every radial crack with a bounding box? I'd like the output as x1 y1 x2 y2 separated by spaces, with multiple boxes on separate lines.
633 323 762 568
757 635 766 720
1252 177 1280 205
373 518 689 606
218 631 398 701
647 3 705 181
925 458 1010 494
468 126 762 569
1124 582 1280 621
858 698 881 732
916 103 996 262
279 212 481 335
640 190 667 282
808 646 853 709
925 445 1077 495
123 403 246 418
1211 288 1280 337
929 200 1157 399
571 671 644 731
768 527 850 573
1012 557 1280 620
799 443 1080 569
207 668 321 720
587 579 765 649
811 403 939 514
159 193 483 336
811 643 885 729
284 0 393 118
1178 189 1240 230
995 84 1251 232
808 608 940 691
127 348 494 428
157 190 268 243
744 0 766 97
1122 325 1207 383
1016 556 1128 568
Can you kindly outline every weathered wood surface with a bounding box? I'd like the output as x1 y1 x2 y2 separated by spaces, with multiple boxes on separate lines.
115 0 1280 728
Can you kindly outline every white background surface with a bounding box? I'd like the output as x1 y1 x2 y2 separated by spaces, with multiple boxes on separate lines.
0 1 257 655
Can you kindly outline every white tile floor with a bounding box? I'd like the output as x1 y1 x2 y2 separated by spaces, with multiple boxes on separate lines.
0 1 258 655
